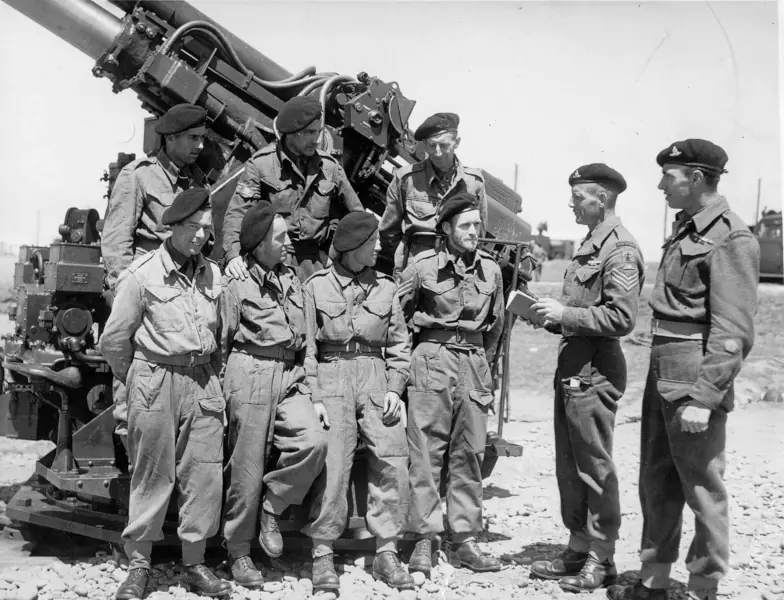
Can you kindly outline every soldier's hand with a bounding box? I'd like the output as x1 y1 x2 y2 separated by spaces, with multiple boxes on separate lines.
225 256 249 281
383 391 405 427
313 401 331 430
679 404 711 433
532 298 565 326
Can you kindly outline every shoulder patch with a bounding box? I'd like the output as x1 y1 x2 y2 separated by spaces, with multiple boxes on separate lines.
615 240 637 249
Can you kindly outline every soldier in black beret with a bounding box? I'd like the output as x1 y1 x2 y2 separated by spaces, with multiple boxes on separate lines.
528 162 644 592
220 199 328 587
608 140 759 600
223 96 363 283
379 111 488 276
100 183 229 599
302 213 414 592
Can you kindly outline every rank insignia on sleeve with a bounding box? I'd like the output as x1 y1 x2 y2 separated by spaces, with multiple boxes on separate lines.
611 267 639 292
397 277 414 297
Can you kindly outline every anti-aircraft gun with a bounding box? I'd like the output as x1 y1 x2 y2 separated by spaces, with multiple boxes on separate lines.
0 0 532 546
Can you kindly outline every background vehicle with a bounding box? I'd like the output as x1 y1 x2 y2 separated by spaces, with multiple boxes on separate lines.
754 209 783 282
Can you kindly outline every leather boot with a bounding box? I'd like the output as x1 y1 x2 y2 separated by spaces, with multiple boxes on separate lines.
373 551 416 590
312 553 340 591
115 568 149 600
559 555 617 592
409 537 437 574
259 510 283 558
185 564 232 597
230 555 264 588
454 540 501 572
530 548 589 580
606 582 670 600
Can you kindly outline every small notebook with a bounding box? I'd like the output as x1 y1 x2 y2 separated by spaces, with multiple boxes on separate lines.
506 290 546 326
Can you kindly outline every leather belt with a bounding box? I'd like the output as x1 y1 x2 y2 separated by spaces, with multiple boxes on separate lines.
134 349 211 367
418 328 483 347
234 343 296 361
319 341 382 356
650 318 709 340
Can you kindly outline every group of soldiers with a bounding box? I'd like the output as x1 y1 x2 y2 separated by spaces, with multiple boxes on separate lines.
97 97 760 600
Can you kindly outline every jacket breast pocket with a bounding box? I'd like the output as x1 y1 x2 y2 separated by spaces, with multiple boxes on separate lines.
261 176 298 210
407 197 437 221
316 301 348 339
360 300 392 340
308 179 335 219
241 296 279 332
669 239 711 292
573 264 602 305
145 285 186 332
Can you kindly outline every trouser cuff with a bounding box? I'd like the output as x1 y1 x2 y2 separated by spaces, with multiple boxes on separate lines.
641 562 672 589
312 539 334 558
687 575 719 592
182 540 206 566
568 531 591 553
125 541 153 570
589 539 615 562
451 533 475 545
376 537 398 554
226 541 251 560
262 491 288 516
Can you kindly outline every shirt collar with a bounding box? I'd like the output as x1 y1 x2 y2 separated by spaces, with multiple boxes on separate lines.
678 196 730 234
332 261 375 288
279 143 320 177
437 245 480 272
582 215 623 250
160 240 206 276
247 259 284 289
425 156 462 187
157 149 184 180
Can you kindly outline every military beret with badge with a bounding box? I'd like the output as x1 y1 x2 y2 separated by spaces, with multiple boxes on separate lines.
239 201 292 254
276 96 323 135
656 139 728 175
154 103 208 135
414 112 460 141
569 163 627 193
435 191 479 229
162 187 211 226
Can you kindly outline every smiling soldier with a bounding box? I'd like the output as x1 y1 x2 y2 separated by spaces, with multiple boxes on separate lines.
528 164 644 593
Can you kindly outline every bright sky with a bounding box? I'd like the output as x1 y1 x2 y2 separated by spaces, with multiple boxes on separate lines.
0 1 780 261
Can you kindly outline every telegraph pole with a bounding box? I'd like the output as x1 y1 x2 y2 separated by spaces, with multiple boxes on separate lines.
754 178 762 226
513 163 519 193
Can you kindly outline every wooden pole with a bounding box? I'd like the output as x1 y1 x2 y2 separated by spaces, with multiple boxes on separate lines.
754 178 762 226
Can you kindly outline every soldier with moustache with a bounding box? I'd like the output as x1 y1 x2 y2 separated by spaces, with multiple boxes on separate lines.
100 188 231 599
379 112 488 276
101 103 208 448
608 140 759 600
527 164 644 593
220 202 329 588
398 192 504 576
301 212 414 593
222 96 364 283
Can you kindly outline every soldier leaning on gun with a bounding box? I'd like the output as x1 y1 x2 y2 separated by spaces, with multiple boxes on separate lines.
99 188 231 600
220 201 328 588
398 192 505 575
527 164 644 592
222 96 364 283
608 140 759 600
379 112 488 276
301 212 415 593
100 103 208 449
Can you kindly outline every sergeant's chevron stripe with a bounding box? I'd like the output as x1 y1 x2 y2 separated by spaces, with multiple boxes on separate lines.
611 268 639 292
397 277 414 297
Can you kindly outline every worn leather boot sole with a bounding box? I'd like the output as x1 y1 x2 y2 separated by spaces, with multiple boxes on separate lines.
459 559 502 573
231 575 264 589
560 574 618 593
313 579 340 592
186 585 231 598
372 570 416 590
530 565 583 581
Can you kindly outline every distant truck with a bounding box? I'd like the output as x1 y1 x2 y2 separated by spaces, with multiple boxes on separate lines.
754 209 783 282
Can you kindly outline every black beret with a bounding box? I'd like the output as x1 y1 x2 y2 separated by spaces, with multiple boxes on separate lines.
239 201 292 254
569 163 627 193
656 139 728 175
333 212 379 253
435 192 479 229
155 104 207 135
161 187 211 226
277 96 322 135
414 112 460 141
